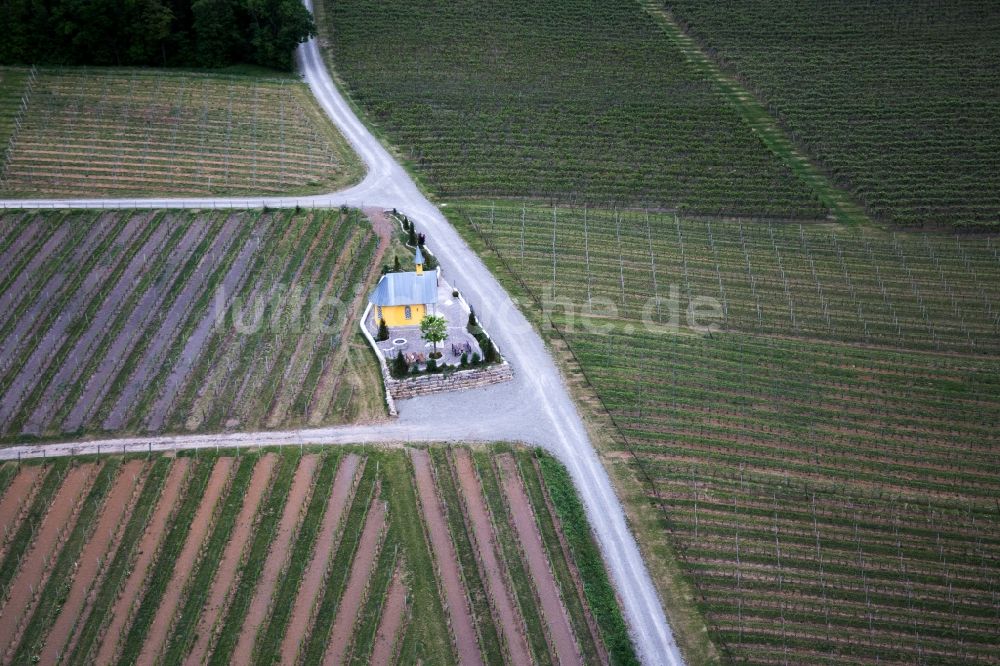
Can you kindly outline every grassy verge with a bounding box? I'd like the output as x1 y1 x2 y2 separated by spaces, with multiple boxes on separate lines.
535 451 640 665
514 449 603 664
471 450 553 666
0 463 17 497
67 457 170 665
429 447 504 663
253 452 341 663
12 459 120 662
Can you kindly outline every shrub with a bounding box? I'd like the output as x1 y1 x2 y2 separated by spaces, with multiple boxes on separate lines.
468 308 479 330
393 255 402 272
392 351 409 378
408 225 417 246
471 352 481 365
426 358 438 373
460 352 468 367
377 318 389 342
452 289 459 297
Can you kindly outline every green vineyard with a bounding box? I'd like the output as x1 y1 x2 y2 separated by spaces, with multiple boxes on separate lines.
318 0 827 218
455 201 1000 663
0 67 362 198
665 0 1000 229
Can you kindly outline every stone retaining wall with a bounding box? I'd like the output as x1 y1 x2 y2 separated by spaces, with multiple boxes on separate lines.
386 362 513 400
359 302 513 414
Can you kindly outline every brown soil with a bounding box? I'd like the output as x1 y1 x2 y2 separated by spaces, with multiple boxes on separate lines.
498 454 582 665
452 449 532 666
38 460 146 663
279 454 362 664
0 465 43 548
231 454 318 664
184 454 277 665
0 463 95 659
532 458 608 665
137 457 235 666
322 498 388 666
410 449 483 665
94 457 191 665
369 559 408 666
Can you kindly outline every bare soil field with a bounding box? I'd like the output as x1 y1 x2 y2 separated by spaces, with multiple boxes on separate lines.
0 446 636 664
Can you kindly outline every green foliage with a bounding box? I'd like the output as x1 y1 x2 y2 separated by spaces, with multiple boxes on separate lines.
667 0 1000 228
322 0 825 217
420 314 448 353
377 318 390 341
0 0 315 71
392 350 409 378
425 358 438 373
460 352 468 367
535 453 639 665
408 224 417 247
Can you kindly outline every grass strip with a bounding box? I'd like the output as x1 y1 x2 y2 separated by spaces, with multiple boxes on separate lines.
66 456 170 665
428 447 504 663
253 451 341 662
535 451 639 665
514 449 603 664
299 456 378 664
161 453 257 663
0 459 68 594
348 529 400 665
383 451 453 665
0 464 17 498
12 459 121 662
472 450 553 666
208 449 298 665
116 456 211 664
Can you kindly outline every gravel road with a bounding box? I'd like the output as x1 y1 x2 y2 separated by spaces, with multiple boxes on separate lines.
0 8 682 663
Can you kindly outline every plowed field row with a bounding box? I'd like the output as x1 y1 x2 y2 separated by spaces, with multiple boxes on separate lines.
0 446 636 664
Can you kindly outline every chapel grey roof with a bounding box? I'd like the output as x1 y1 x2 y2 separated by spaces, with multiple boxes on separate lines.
369 270 438 306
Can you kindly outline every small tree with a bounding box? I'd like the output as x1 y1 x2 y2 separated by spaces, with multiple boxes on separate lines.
420 314 448 359
408 225 417 247
471 352 481 365
393 255 402 272
376 318 389 341
460 352 468 367
392 350 408 377
426 358 438 373
467 308 479 331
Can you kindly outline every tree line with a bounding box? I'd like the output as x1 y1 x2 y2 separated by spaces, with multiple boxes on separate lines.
0 0 315 71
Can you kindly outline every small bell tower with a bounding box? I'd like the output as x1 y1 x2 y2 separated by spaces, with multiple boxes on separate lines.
414 247 425 276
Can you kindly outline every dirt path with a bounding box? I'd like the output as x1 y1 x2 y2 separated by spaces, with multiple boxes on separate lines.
370 559 408 666
38 460 146 663
231 454 319 664
184 453 277 665
410 448 482 665
94 457 191 665
451 449 532 666
498 454 582 665
137 457 235 666
279 453 361 664
322 497 387 666
0 465 43 545
0 463 94 659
